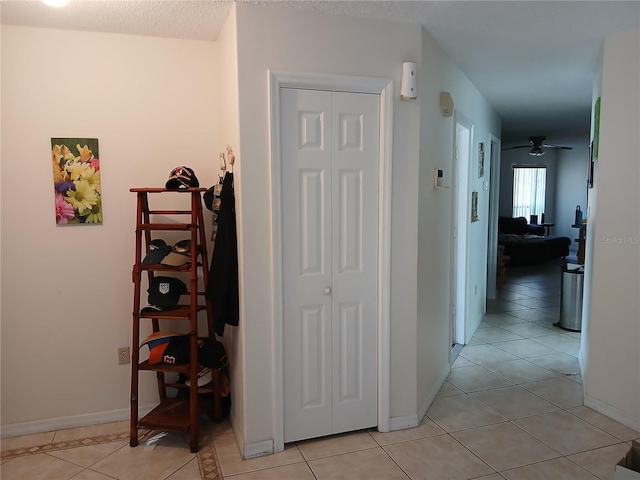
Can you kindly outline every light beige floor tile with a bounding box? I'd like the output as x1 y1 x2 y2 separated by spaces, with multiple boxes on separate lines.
370 416 445 446
384 434 494 480
466 337 486 346
473 475 505 480
0 452 84 480
53 421 128 443
209 419 234 437
1 431 56 452
514 410 619 456
90 434 196 480
496 291 531 302
526 287 562 299
521 377 584 409
508 309 557 322
452 422 560 471
459 344 519 365
48 440 127 468
214 432 303 477
568 442 632 480
482 359 559 384
568 406 640 441
526 352 581 376
531 333 581 356
309 446 409 479
452 356 475 368
511 297 559 308
472 327 523 343
426 394 506 433
470 386 560 420
166 457 204 480
499 322 557 338
492 338 559 358
436 381 464 398
226 462 315 479
71 469 121 479
487 301 529 314
446 365 514 393
482 313 527 327
501 457 599 479
297 431 377 461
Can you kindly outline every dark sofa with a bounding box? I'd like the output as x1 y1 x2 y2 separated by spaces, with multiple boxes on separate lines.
498 216 571 266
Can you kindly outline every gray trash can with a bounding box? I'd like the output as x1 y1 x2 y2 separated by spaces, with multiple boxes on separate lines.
555 263 584 332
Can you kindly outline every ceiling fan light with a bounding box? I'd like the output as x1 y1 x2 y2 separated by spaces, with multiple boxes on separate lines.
529 147 544 156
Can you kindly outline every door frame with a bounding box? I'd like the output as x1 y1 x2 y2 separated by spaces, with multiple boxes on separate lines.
268 71 393 453
486 135 502 300
450 112 474 347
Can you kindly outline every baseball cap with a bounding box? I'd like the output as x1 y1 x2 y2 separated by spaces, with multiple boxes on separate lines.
161 240 192 267
142 239 172 264
141 332 190 365
148 276 187 307
165 166 199 189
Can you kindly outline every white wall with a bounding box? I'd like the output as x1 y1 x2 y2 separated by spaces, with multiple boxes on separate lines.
1 26 221 433
212 5 245 448
554 146 589 248
416 28 501 412
231 3 422 451
582 27 640 430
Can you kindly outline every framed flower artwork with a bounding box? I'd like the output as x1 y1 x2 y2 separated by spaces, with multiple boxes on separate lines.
51 138 102 225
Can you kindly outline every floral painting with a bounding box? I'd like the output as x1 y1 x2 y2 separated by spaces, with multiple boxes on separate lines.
51 138 102 225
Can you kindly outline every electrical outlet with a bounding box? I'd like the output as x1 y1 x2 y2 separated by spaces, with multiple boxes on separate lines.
118 346 130 365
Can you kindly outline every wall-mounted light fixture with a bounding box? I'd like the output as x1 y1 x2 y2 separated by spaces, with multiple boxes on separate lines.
400 62 417 100
439 92 454 117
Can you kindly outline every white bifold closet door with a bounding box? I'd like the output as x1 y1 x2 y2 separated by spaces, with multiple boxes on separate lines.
281 87 379 443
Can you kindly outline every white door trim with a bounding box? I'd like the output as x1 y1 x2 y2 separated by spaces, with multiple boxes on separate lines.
486 135 502 300
269 71 393 453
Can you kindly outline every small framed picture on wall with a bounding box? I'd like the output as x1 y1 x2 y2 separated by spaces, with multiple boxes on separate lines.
478 142 485 178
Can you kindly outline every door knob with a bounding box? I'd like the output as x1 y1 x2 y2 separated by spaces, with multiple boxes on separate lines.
324 287 332 295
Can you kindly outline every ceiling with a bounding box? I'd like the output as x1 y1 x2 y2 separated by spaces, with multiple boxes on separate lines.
2 0 639 144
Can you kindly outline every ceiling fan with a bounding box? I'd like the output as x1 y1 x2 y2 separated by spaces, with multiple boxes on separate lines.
503 136 573 156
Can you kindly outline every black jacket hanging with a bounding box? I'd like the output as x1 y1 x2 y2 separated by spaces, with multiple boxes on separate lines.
206 172 239 336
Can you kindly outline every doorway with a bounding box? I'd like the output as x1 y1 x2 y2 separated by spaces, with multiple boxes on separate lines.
280 87 379 443
269 71 393 452
450 113 473 350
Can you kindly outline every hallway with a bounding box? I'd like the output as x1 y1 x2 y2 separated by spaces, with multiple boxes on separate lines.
2 263 639 479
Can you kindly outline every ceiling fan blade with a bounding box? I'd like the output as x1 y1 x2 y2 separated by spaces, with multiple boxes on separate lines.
542 144 573 150
503 145 531 151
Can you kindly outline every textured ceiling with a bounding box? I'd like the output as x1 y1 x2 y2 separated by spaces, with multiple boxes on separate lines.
2 0 639 143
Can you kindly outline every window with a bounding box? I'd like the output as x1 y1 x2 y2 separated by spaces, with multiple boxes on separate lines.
512 166 546 219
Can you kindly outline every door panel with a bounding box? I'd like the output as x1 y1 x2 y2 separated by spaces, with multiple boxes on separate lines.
331 92 378 433
282 88 378 443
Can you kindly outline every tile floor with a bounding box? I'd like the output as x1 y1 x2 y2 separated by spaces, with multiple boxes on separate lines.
2 261 639 479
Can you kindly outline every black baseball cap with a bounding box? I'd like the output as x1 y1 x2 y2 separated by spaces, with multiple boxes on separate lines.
142 239 172 264
148 276 187 307
166 166 199 189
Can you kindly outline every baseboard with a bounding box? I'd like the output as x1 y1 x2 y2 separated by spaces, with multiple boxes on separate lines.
389 364 450 433
228 409 274 459
418 365 451 424
584 394 640 431
1 405 153 439
389 414 419 431
243 439 274 459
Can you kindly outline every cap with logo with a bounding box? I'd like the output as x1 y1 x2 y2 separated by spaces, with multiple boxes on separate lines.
147 276 187 308
141 332 190 365
161 239 192 267
165 166 199 189
142 239 172 264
